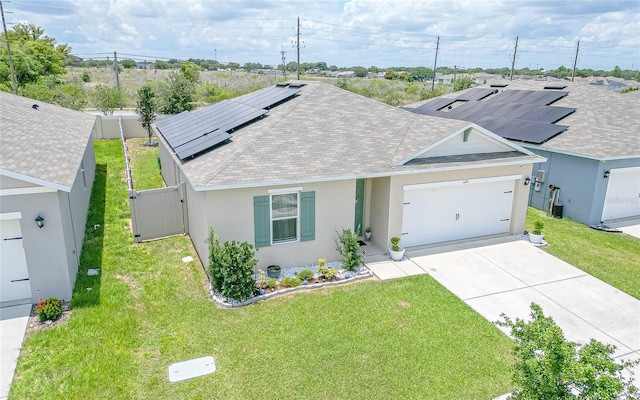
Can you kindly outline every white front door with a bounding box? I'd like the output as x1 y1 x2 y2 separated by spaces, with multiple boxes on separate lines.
602 167 640 221
0 216 32 304
402 177 516 247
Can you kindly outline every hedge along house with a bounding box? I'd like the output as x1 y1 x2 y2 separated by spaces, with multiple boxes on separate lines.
155 81 543 270
0 91 97 306
404 80 640 226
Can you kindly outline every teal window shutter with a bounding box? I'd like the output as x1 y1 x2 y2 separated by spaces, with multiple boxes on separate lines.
254 195 270 247
300 191 315 242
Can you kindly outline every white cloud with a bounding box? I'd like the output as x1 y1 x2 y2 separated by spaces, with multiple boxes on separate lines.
5 0 638 70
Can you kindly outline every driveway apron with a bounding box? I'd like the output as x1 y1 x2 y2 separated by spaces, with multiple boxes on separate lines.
0 304 31 399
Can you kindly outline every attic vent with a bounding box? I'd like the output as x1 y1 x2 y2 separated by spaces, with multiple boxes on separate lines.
544 85 567 90
490 84 508 88
276 83 289 87
288 82 306 88
32 104 39 110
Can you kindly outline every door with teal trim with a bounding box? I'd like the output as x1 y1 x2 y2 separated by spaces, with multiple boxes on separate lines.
354 179 364 236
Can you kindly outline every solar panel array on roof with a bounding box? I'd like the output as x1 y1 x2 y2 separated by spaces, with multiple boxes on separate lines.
453 88 498 101
404 86 574 144
156 84 302 161
235 85 301 110
156 100 268 160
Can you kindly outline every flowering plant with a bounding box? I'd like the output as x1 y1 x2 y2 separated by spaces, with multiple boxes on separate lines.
36 297 63 322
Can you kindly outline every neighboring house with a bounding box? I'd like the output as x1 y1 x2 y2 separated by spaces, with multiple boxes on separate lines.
403 79 640 226
155 81 543 269
0 92 98 305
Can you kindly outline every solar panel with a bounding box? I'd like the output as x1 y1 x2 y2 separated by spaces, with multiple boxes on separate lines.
454 88 498 101
156 100 268 160
476 117 568 144
175 131 232 160
236 86 301 109
411 97 457 111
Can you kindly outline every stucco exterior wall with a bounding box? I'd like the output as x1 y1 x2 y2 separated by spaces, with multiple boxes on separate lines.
382 164 533 247
368 177 391 249
193 180 356 269
0 175 39 189
527 149 640 225
0 190 73 301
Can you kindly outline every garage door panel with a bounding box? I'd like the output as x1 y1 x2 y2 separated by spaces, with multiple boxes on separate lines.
402 179 515 247
602 167 640 221
0 218 32 303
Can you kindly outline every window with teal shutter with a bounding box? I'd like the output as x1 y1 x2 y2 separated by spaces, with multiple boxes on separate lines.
253 195 270 247
300 191 315 241
255 191 315 246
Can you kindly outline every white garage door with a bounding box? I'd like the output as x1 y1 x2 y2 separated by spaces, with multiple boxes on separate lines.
402 176 516 247
0 214 32 304
602 167 640 222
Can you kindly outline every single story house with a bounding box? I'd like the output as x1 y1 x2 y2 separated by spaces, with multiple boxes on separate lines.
155 81 544 269
402 80 640 226
0 91 97 305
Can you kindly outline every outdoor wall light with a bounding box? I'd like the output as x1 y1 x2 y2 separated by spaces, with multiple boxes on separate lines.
35 215 45 229
603 170 610 179
524 177 531 186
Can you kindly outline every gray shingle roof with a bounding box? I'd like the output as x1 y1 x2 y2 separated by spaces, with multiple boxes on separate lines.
406 80 640 160
0 91 97 191
168 81 539 189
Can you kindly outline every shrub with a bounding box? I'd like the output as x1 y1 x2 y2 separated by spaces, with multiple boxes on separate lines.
265 278 277 289
207 228 259 301
36 297 62 322
390 237 401 252
496 303 639 399
532 220 544 235
81 72 90 82
318 264 338 280
335 226 363 272
296 269 314 281
281 276 302 288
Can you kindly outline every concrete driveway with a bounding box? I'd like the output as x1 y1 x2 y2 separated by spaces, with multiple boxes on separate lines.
367 236 640 383
0 304 31 399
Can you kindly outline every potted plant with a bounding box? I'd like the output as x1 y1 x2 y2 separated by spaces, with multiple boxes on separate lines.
365 227 372 240
529 220 545 244
266 264 281 278
389 237 405 261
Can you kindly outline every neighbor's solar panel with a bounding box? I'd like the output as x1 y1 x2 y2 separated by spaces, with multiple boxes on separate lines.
476 117 568 144
236 86 301 109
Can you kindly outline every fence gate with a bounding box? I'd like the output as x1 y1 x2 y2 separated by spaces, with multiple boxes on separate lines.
129 183 187 242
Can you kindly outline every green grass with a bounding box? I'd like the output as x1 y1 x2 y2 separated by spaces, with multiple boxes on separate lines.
10 140 514 399
126 138 164 190
526 208 640 299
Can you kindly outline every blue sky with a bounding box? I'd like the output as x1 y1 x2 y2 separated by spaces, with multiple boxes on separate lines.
6 0 640 71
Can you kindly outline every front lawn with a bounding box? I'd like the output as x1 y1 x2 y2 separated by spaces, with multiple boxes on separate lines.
10 140 514 399
526 208 640 299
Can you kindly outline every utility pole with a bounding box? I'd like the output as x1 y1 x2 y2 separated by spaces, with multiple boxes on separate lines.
571 40 580 82
431 36 439 91
113 51 123 110
453 65 457 83
0 0 18 94
296 16 300 80
214 48 217 63
509 36 518 81
280 46 287 78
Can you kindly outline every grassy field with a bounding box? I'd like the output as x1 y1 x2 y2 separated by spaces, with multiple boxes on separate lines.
67 66 452 110
10 140 515 399
526 208 640 299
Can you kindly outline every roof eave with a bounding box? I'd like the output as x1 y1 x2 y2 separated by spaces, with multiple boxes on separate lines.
193 156 544 192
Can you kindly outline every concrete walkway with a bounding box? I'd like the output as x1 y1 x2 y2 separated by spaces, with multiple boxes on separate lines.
366 236 640 383
0 304 31 399
606 217 640 240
